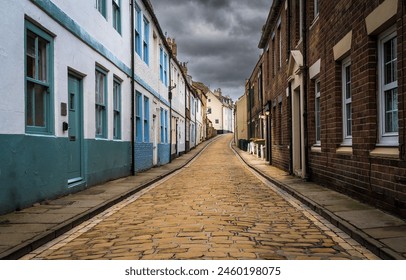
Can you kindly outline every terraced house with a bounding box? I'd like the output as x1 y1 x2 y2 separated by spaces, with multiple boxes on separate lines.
0 0 205 214
240 0 406 218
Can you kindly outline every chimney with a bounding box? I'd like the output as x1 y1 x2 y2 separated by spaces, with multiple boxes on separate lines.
167 37 177 57
180 62 188 75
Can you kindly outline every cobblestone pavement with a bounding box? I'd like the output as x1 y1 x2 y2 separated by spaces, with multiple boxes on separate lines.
22 135 379 260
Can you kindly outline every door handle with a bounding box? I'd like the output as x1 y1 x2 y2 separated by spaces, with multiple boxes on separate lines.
69 136 76 141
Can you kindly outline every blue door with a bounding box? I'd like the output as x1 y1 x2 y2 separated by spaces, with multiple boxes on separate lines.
67 74 83 184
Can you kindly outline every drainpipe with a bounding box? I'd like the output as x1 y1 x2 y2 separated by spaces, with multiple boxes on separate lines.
130 0 135 176
302 0 309 180
185 82 188 152
288 82 293 175
168 57 172 163
266 101 272 165
194 97 197 146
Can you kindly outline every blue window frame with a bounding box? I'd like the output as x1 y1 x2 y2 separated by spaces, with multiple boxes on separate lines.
160 108 164 143
143 96 149 142
143 17 149 65
160 108 168 143
96 0 107 18
112 0 121 34
164 109 168 143
95 67 107 138
25 20 54 135
159 47 164 82
134 3 141 56
159 47 168 86
164 52 168 86
135 91 142 142
113 78 121 139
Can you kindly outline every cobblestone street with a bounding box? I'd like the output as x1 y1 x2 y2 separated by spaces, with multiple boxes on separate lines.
23 135 378 260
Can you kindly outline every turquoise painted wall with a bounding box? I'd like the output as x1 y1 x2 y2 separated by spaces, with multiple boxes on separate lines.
0 135 132 214
85 139 132 186
0 135 69 214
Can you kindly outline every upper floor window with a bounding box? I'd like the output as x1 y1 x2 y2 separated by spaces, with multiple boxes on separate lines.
143 17 150 65
342 58 352 144
112 0 121 34
96 0 106 18
134 3 142 56
25 21 54 134
378 27 398 145
160 47 168 86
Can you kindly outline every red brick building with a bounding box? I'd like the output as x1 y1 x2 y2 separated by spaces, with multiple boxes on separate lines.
243 0 406 218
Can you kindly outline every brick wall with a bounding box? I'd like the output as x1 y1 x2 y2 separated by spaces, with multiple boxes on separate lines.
307 0 406 218
134 142 153 172
158 143 170 165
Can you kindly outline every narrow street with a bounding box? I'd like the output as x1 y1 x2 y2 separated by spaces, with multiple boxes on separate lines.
23 135 377 260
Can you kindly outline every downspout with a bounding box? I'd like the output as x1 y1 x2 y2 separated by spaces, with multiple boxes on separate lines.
130 0 135 176
302 0 309 180
288 82 293 175
267 101 272 165
194 98 197 145
185 82 188 152
287 0 293 175
169 56 172 163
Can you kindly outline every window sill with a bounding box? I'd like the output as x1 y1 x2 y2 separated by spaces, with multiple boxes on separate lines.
311 145 321 153
336 146 353 155
370 147 399 159
309 15 319 30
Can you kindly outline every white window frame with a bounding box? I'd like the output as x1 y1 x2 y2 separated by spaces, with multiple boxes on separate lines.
314 0 319 19
342 57 352 145
315 79 321 145
378 26 398 146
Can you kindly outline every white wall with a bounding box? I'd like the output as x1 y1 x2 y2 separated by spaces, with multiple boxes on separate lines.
0 0 133 141
206 92 224 131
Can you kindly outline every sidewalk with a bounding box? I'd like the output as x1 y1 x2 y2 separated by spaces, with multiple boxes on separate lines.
232 145 406 260
0 137 219 260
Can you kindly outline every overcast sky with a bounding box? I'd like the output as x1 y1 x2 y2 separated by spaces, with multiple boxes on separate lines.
152 0 271 101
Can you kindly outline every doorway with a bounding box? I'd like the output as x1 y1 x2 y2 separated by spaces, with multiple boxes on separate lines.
67 74 83 185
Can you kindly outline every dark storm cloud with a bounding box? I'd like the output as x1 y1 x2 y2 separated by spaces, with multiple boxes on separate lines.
152 0 271 100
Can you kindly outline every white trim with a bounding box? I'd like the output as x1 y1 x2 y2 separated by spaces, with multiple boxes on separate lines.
378 26 398 146
342 57 352 145
315 79 321 145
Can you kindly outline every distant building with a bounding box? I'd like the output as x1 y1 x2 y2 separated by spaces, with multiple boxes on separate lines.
234 93 248 145
205 88 234 134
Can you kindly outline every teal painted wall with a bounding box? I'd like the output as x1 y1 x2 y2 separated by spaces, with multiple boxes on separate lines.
0 135 132 214
85 139 132 186
0 134 69 214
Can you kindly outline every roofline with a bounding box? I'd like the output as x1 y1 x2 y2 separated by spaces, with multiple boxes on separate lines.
258 0 282 49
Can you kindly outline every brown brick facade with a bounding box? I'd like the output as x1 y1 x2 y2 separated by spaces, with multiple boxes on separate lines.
243 0 406 218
